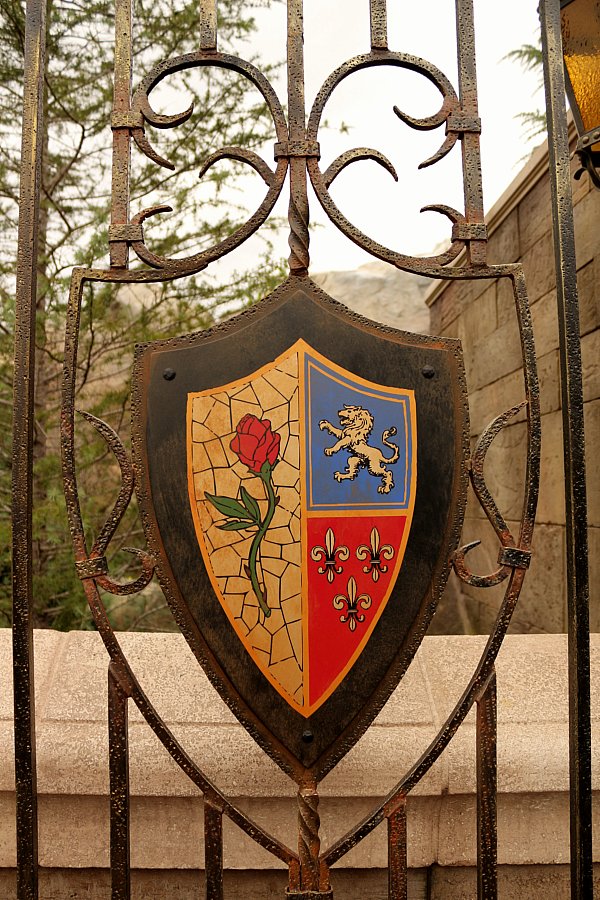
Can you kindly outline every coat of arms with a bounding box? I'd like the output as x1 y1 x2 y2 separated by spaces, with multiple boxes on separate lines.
133 277 468 777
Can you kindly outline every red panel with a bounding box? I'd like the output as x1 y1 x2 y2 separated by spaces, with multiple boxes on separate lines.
306 515 407 708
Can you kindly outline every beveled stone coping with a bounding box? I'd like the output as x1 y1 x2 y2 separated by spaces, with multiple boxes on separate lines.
0 631 598 872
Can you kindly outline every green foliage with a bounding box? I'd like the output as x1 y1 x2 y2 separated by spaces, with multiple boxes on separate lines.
0 0 286 630
504 40 547 141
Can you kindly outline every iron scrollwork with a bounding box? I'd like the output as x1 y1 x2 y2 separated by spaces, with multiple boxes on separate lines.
58 1 541 898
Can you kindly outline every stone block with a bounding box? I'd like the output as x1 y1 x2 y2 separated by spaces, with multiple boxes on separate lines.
429 295 443 334
2 631 600 893
583 329 600 403
453 519 568 635
469 419 527 522
434 280 461 331
487 210 520 266
585 398 600 527
0 629 63 722
0 794 15 867
510 522 566 633
42 630 238 726
574 186 600 269
0 868 429 900
461 284 497 346
496 274 515 328
437 313 465 343
464 315 523 392
578 257 600 337
590 526 600 633
465 274 497 308
430 863 600 900
521 231 556 305
530 289 560 359
518 174 552 256
468 370 526 439
538 348 561 416
429 569 479 636
536 410 566 525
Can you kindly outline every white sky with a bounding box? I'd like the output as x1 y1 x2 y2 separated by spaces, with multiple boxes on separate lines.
207 0 546 278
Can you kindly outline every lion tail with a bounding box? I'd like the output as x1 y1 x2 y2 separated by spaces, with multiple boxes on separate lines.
382 426 400 463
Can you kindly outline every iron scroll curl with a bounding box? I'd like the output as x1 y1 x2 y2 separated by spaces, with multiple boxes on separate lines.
110 44 486 280
306 50 475 275
124 51 289 274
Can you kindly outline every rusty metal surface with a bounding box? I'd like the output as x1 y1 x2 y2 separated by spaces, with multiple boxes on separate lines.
12 1 47 897
31 0 547 897
108 664 130 900
539 2 594 897
477 672 497 900
204 801 224 900
387 798 408 900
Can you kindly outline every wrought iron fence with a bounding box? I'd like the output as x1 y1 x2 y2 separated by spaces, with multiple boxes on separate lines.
10 1 592 898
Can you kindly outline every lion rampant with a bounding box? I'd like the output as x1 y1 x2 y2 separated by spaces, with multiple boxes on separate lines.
319 404 399 494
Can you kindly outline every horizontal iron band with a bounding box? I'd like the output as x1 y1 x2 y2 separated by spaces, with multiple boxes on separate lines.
578 129 600 148
274 140 321 160
108 223 144 243
498 547 532 570
285 892 333 899
452 222 488 242
447 114 482 134
111 111 144 130
76 557 109 579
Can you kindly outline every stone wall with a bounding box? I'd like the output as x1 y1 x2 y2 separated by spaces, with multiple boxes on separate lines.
427 136 600 635
0 630 598 898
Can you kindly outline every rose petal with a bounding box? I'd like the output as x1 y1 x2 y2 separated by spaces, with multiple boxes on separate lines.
247 417 266 439
266 433 281 465
237 414 254 435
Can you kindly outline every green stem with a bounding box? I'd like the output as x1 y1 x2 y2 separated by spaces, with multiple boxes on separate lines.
247 468 277 618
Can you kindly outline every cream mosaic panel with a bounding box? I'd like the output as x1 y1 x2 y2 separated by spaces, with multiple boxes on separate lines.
189 351 303 706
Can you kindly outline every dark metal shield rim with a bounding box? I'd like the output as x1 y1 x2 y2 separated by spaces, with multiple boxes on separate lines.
130 274 471 783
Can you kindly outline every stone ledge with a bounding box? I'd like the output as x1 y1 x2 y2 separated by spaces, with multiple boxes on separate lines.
0 631 598 872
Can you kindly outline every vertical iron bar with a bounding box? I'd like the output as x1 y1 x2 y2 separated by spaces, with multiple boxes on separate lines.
200 0 218 51
370 0 388 50
12 1 47 895
110 0 134 268
286 0 310 275
108 664 131 900
204 800 224 900
387 798 408 900
539 3 593 897
476 671 497 900
297 780 321 891
454 0 486 265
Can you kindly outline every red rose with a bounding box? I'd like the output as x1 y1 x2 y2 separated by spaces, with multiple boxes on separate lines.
230 414 280 474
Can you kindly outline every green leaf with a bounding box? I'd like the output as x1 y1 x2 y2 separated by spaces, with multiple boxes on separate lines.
240 485 261 523
218 520 254 532
205 492 252 520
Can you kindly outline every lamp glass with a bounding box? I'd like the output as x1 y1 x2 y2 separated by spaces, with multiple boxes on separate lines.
561 0 600 136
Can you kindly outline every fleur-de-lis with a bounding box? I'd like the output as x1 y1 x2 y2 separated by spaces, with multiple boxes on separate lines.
311 527 349 582
333 577 372 632
356 527 394 583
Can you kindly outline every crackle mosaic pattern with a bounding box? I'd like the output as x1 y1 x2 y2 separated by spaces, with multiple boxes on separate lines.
189 351 303 706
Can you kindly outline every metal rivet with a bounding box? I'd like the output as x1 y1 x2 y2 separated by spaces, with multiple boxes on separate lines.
422 365 435 379
302 729 314 744
163 368 176 381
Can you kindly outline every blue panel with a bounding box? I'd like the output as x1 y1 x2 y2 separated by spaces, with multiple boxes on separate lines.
305 354 414 511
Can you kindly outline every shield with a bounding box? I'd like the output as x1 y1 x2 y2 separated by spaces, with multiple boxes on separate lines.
132 277 468 780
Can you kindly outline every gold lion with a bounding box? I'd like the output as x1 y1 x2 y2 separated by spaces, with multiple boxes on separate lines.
319 405 399 494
